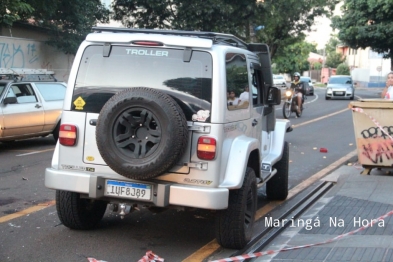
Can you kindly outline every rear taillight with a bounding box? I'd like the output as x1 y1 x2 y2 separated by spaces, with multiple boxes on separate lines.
59 124 77 146
197 137 216 160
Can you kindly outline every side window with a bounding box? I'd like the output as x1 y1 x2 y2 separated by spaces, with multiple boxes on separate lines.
226 53 249 110
251 69 259 105
35 83 66 101
11 84 38 104
6 88 16 98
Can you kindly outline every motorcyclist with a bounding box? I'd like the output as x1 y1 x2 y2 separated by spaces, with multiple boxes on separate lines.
290 72 304 114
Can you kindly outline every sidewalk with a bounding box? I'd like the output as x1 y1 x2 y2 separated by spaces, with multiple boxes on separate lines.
254 164 393 262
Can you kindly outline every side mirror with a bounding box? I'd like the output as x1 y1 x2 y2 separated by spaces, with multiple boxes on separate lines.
267 86 281 106
3 97 17 105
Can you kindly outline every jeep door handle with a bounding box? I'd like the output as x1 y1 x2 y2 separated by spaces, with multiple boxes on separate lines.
252 119 258 126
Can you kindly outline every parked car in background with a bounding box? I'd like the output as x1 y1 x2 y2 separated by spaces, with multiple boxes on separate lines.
325 75 355 100
300 76 314 96
0 68 66 142
273 74 287 88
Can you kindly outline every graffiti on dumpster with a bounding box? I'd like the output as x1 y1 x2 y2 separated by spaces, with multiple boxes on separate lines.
361 126 393 139
0 42 40 68
358 125 393 165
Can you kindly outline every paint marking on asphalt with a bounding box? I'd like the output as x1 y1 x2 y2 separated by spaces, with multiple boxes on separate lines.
16 148 54 156
292 107 349 128
0 200 56 223
183 149 358 262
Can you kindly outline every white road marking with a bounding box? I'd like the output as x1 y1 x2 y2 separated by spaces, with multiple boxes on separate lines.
16 148 54 157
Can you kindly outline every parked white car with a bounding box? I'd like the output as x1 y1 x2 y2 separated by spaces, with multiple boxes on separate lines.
0 68 66 142
273 74 287 88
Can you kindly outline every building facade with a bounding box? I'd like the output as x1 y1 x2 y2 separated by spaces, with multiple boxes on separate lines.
337 45 391 88
0 23 74 82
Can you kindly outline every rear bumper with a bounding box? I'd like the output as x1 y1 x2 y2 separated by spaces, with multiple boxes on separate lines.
45 168 229 210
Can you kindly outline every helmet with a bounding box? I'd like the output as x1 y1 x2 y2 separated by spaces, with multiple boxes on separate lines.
293 72 300 77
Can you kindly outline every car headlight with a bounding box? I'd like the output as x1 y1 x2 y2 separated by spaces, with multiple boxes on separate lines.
327 88 332 94
346 87 352 92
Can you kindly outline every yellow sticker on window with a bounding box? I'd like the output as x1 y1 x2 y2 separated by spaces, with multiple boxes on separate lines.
73 96 86 110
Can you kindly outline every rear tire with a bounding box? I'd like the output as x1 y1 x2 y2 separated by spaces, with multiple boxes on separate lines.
215 167 257 249
282 102 291 119
53 122 60 141
267 142 289 200
56 190 107 230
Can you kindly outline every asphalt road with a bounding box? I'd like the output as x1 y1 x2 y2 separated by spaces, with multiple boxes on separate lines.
0 87 382 262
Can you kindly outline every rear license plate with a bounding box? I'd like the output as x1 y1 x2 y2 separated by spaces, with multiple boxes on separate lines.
105 180 151 200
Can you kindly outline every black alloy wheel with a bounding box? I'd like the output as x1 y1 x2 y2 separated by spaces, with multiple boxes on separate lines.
96 87 188 180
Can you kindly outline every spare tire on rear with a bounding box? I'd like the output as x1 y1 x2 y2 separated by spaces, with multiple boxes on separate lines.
96 87 188 180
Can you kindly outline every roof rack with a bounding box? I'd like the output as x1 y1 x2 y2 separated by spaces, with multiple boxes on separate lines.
0 68 57 82
92 27 249 49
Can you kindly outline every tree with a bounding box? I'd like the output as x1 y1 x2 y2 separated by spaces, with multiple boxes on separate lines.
336 63 350 75
0 0 33 27
22 0 110 54
313 62 322 70
273 41 316 74
325 34 341 54
111 0 339 59
112 0 257 37
253 0 339 58
332 0 393 70
325 51 345 68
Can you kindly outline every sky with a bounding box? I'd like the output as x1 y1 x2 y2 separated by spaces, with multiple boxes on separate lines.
305 2 343 50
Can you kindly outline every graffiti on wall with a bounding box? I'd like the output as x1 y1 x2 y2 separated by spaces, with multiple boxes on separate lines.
0 42 40 68
357 126 393 165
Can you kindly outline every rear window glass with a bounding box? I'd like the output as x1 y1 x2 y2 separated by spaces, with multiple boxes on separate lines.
73 45 213 118
35 83 66 101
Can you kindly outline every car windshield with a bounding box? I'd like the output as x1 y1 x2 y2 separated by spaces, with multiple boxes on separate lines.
329 77 352 84
300 77 310 82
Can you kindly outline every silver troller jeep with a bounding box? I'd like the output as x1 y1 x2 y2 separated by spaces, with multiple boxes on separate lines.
45 27 291 249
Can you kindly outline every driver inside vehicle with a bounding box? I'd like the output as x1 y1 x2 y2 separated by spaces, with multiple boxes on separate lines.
290 72 304 114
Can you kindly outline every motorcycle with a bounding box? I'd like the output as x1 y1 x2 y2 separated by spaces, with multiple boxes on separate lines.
282 88 304 119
